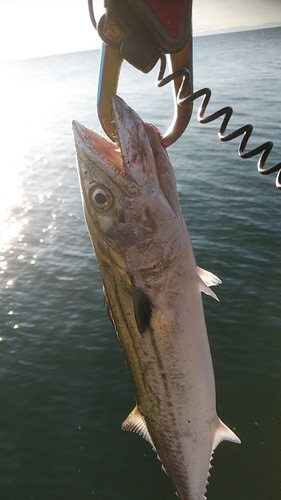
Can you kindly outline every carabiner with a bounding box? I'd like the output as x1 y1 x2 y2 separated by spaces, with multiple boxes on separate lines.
91 0 194 146
97 43 124 142
161 36 193 148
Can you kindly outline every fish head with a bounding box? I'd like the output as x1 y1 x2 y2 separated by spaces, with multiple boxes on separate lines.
73 96 184 273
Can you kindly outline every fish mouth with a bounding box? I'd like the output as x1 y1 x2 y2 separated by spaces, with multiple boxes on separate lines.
72 95 164 192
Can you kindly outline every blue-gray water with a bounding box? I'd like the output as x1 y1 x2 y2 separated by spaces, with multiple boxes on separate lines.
0 27 280 500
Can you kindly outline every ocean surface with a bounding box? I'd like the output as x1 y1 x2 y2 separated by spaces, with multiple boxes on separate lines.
0 27 280 500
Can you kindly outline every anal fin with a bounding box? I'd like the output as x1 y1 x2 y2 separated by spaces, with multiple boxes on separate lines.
212 417 241 451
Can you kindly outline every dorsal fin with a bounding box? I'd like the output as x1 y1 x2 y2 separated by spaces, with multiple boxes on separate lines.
212 417 241 451
103 285 121 341
197 266 222 302
121 406 155 449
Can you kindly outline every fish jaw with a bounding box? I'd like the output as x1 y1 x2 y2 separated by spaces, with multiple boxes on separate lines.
73 94 179 196
72 96 184 274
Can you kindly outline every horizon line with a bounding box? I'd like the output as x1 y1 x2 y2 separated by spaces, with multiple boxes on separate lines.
2 23 281 65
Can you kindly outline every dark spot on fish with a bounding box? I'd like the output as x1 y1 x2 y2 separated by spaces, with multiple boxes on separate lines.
118 212 126 224
84 170 88 174
132 285 152 336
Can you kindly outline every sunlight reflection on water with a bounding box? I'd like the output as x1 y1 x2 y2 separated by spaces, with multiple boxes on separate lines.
0 168 25 255
0 64 36 257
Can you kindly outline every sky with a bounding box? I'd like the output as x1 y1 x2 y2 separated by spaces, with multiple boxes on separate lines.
0 0 281 62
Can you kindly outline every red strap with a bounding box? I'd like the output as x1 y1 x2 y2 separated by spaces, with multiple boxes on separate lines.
145 0 185 37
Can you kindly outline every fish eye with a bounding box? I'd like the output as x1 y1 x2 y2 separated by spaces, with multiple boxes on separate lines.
90 185 113 212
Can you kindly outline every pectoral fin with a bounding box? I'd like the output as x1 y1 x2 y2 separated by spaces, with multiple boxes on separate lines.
132 284 152 336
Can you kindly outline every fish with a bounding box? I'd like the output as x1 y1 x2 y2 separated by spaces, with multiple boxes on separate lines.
72 95 240 500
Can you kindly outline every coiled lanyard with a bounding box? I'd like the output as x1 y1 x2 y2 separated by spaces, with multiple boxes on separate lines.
88 0 281 189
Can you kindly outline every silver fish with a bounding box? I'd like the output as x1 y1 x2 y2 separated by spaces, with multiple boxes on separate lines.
72 95 240 500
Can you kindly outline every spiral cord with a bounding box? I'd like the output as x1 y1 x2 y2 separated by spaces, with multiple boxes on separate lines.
88 0 280 189
157 56 281 189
